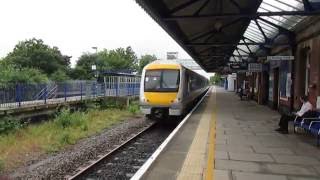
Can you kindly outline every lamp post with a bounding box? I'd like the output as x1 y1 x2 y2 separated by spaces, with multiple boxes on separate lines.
91 64 98 97
91 47 98 96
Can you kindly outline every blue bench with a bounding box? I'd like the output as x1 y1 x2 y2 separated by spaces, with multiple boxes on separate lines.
293 111 320 146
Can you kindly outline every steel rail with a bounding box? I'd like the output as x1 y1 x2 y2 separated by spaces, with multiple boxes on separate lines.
65 122 156 180
131 87 211 180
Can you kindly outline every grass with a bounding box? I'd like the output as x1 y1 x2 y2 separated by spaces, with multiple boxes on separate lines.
0 107 136 171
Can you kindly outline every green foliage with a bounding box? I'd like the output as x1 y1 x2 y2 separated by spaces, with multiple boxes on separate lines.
59 132 73 145
50 70 69 82
71 53 97 80
81 100 99 110
138 54 157 74
98 98 125 109
0 63 48 86
0 158 4 172
210 73 222 85
101 47 138 71
0 116 21 135
0 107 132 171
74 46 138 80
4 38 71 76
54 109 87 129
127 101 140 114
0 38 72 83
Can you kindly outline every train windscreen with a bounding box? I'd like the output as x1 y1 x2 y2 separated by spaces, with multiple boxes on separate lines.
144 70 180 92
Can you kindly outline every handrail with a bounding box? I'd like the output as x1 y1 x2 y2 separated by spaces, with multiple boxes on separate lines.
0 77 141 110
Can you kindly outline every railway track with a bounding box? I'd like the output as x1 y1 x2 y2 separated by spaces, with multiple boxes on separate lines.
66 90 210 180
66 121 178 180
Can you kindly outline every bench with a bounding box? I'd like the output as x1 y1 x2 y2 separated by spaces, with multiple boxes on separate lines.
293 111 320 146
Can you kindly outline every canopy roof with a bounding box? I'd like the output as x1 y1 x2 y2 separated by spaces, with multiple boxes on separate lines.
136 0 320 72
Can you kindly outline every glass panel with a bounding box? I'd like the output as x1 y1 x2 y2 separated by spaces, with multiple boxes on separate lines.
162 70 180 89
144 70 161 91
230 0 307 61
144 70 180 92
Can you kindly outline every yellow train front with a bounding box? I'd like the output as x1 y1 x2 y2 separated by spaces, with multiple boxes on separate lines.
139 60 209 119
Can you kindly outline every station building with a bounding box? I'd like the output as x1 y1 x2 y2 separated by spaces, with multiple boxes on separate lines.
232 16 320 114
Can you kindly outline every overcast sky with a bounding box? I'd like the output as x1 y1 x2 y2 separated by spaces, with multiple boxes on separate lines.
0 0 192 66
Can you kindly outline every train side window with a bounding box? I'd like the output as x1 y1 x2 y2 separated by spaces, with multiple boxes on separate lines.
190 76 197 91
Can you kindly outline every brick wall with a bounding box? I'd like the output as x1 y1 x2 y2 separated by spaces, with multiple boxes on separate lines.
293 16 320 109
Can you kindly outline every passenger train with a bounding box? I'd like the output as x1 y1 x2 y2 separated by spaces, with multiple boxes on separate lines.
139 60 209 119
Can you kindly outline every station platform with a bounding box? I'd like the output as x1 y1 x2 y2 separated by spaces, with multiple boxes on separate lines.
142 87 320 180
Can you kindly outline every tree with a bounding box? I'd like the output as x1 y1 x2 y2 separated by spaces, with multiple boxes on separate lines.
73 46 139 80
210 73 222 85
0 62 48 86
138 54 157 74
50 70 70 82
4 38 71 76
70 66 94 80
72 53 97 79
100 47 138 71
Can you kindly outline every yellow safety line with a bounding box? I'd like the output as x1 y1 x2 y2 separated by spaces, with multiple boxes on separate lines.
205 89 216 180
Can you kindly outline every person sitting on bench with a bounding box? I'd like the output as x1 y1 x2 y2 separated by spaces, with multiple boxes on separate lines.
275 95 313 134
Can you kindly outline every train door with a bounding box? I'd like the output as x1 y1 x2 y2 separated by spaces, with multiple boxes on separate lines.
183 70 190 98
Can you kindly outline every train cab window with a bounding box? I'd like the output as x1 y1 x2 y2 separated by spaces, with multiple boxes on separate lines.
144 70 180 92
162 70 179 89
144 70 161 90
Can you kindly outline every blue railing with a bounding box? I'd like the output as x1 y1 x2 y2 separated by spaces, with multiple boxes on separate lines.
0 78 140 110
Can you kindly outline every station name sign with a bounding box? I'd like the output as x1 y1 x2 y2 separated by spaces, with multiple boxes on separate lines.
267 56 294 61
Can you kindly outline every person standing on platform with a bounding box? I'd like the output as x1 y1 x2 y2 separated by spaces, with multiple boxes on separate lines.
239 87 244 100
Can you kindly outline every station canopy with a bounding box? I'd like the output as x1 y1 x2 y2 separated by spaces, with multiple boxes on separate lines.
136 0 320 72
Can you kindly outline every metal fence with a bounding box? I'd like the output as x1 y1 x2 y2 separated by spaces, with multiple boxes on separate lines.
0 76 140 110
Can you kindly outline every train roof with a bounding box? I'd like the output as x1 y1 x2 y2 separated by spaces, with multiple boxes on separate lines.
144 60 182 70
145 60 208 80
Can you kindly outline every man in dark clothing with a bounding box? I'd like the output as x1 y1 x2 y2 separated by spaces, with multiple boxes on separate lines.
275 95 313 134
239 87 243 100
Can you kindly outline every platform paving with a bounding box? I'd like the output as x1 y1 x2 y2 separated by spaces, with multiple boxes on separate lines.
140 87 320 180
141 88 214 180
214 87 320 180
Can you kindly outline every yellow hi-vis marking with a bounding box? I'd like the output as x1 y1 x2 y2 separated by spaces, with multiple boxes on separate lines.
205 89 216 180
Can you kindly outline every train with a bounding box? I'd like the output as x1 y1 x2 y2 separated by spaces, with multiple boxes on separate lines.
139 60 209 119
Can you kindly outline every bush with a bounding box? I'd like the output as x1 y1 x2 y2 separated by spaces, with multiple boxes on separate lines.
128 101 140 114
54 109 87 129
0 116 21 135
98 98 125 109
50 70 70 82
0 63 48 86
83 100 99 110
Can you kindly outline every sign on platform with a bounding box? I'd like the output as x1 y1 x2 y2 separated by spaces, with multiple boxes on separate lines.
267 56 294 61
